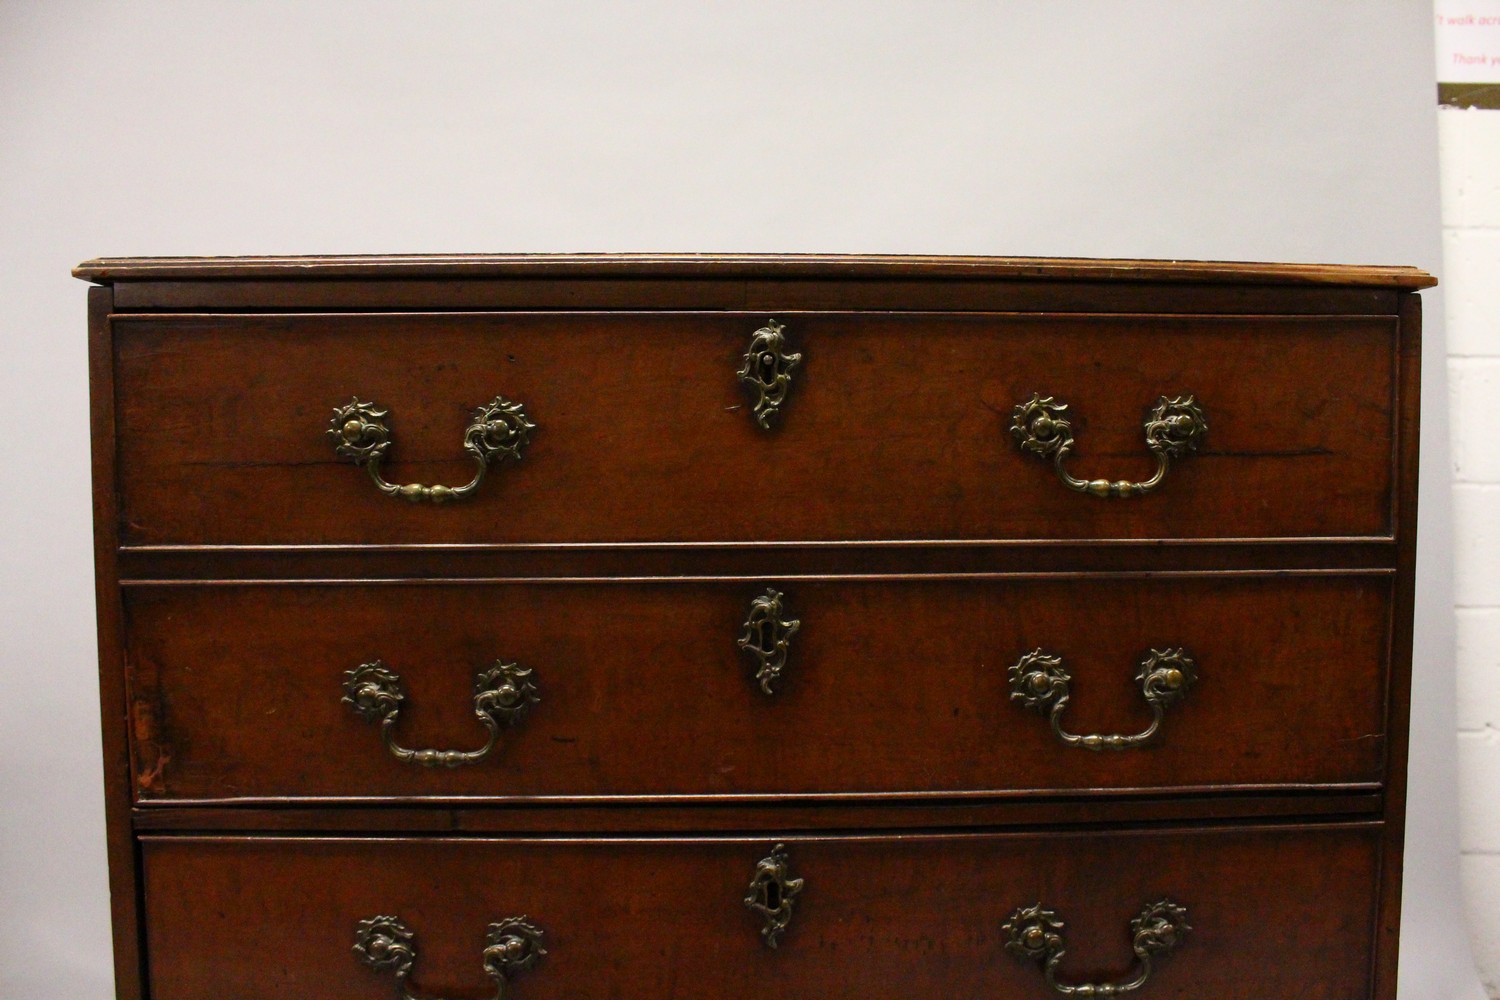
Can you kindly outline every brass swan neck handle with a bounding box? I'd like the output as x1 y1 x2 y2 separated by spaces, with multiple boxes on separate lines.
343 659 538 768
354 915 545 1000
330 395 534 503
1008 648 1196 751
1011 394 1206 498
1003 900 1190 996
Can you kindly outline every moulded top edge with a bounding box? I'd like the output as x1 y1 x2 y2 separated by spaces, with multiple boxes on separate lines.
71 253 1438 289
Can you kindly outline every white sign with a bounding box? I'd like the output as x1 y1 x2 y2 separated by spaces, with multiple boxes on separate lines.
1436 2 1500 82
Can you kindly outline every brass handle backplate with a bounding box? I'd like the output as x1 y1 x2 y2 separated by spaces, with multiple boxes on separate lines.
737 319 801 429
1011 394 1205 497
330 395 535 503
737 588 800 695
1003 900 1189 996
354 914 544 1000
1009 648 1196 751
343 659 538 767
744 843 804 948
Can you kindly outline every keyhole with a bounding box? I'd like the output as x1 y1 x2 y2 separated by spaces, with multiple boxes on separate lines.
763 881 781 910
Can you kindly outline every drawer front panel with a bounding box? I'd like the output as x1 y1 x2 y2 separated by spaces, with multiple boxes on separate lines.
124 574 1391 802
113 311 1396 546
142 824 1380 1000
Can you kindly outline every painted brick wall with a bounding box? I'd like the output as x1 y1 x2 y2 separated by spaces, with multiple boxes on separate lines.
1441 107 1500 998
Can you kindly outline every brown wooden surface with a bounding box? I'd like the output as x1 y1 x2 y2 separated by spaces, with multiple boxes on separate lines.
116 539 1399 583
112 311 1397 546
73 251 1437 287
88 285 146 1000
129 791 1385 834
123 574 1392 803
140 823 1382 1000
1373 291 1423 998
116 539 1400 582
85 257 1427 1000
107 277 1403 314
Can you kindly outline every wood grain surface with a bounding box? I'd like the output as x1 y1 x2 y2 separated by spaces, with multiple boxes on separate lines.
74 251 1437 287
141 823 1382 1000
123 574 1392 803
85 256 1427 1000
112 311 1398 546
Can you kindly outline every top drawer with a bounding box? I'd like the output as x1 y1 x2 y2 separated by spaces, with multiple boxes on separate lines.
111 311 1397 547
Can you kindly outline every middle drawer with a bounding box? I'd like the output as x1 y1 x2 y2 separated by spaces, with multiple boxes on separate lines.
123 573 1390 804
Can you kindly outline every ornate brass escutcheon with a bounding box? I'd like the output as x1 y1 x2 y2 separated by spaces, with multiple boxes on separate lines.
1008 648 1196 751
737 588 801 695
343 659 539 767
1002 900 1189 996
737 319 801 429
744 843 804 949
354 914 545 1000
1011 393 1206 498
329 395 534 503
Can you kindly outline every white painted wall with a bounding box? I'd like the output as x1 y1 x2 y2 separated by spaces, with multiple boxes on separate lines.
1443 106 1500 998
0 2 1483 997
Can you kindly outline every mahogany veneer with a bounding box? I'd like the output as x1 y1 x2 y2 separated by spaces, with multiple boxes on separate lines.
110 311 1398 546
80 254 1432 1000
124 574 1392 803
143 824 1380 1000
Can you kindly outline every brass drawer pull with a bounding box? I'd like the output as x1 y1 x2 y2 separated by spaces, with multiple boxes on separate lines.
1009 648 1196 751
354 914 545 1000
744 843 804 948
329 395 535 503
343 659 538 768
1003 900 1189 996
737 319 801 429
737 587 800 695
1011 394 1206 498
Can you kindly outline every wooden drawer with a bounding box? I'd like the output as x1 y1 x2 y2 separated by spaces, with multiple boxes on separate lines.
112 310 1397 547
141 823 1381 1000
124 573 1391 803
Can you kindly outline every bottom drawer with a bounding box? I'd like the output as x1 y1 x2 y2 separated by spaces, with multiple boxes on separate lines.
142 823 1381 1000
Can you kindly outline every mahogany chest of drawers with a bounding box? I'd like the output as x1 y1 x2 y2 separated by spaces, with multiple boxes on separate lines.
79 253 1433 999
